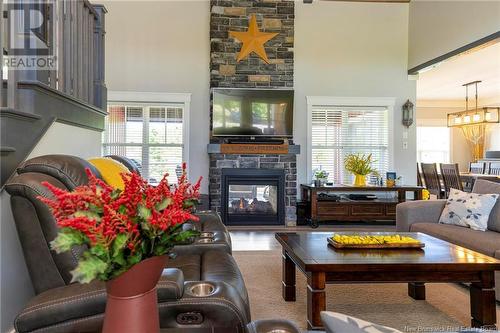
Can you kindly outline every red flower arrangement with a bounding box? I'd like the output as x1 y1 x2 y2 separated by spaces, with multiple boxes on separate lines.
39 163 202 283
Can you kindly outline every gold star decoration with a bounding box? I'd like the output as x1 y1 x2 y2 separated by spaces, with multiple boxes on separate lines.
229 14 279 64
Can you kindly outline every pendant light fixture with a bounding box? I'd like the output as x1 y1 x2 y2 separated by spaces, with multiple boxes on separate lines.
447 81 499 127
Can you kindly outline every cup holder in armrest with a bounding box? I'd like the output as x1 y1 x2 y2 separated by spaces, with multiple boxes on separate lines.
199 232 214 238
197 238 214 244
189 283 216 297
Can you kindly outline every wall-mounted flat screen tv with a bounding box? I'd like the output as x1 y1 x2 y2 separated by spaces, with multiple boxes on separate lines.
212 88 294 137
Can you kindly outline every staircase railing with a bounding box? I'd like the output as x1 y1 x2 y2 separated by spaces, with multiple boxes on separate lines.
1 0 107 109
0 0 107 187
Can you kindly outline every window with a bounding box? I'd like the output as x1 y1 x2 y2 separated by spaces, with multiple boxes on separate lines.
308 97 393 184
417 126 450 163
103 92 190 184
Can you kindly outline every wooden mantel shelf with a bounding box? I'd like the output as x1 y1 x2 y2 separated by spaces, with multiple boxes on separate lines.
207 143 301 155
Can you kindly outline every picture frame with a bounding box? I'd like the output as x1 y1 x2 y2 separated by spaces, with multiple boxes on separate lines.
386 172 397 181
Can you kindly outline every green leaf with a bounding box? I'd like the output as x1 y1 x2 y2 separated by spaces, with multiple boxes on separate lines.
112 234 129 258
173 230 200 244
110 189 122 200
118 205 128 215
182 199 198 210
50 228 88 253
89 244 108 259
138 204 151 220
127 251 142 266
70 254 108 283
112 251 126 266
155 198 172 211
153 245 168 256
73 210 101 222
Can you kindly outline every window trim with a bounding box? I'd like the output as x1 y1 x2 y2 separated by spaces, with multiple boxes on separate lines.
107 91 191 179
306 96 395 182
416 119 453 163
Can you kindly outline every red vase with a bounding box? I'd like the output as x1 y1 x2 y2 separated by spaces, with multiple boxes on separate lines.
102 255 167 333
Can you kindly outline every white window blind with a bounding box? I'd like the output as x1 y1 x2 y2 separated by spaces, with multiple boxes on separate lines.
311 106 389 184
417 126 450 163
103 103 185 184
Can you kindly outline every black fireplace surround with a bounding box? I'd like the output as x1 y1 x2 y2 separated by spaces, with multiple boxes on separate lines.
221 168 285 226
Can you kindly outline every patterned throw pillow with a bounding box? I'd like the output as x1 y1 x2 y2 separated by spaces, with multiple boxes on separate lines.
439 188 499 231
320 311 402 333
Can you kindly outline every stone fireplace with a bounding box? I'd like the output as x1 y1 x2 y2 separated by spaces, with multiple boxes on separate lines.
208 153 298 225
208 0 297 226
221 168 285 225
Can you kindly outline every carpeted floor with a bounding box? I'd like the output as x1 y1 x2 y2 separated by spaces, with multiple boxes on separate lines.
233 250 500 331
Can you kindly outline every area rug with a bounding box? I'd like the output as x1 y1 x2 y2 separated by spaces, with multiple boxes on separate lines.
233 250 500 331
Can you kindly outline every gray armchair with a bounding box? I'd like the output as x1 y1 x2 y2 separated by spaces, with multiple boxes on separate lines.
396 179 500 302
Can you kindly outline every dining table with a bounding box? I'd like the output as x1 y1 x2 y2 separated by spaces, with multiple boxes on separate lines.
460 173 500 190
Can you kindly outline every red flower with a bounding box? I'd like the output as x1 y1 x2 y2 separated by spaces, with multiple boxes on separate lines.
39 166 202 253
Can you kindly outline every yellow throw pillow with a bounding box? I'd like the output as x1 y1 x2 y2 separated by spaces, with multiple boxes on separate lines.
88 157 130 190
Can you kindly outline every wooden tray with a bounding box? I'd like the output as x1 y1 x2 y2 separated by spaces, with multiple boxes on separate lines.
327 237 425 249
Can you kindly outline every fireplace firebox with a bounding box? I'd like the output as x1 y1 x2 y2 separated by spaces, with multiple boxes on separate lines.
221 168 285 226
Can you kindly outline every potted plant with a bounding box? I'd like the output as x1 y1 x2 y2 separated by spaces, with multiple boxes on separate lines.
313 169 329 187
39 163 201 333
344 153 378 187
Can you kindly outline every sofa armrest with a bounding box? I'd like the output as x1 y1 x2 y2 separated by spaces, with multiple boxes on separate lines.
14 268 186 333
173 231 232 256
14 280 106 333
246 320 302 333
158 268 185 300
396 200 446 232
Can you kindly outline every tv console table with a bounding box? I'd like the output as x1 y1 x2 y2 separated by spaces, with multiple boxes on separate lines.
300 184 424 228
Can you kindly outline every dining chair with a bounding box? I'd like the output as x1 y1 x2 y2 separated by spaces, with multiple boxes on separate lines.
421 163 445 199
417 163 424 187
439 163 463 197
488 162 500 175
469 162 486 174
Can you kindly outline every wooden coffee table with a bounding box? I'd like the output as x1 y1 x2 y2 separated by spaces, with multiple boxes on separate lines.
275 232 500 330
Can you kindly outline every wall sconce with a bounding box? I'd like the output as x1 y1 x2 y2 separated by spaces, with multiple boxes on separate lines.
402 99 414 127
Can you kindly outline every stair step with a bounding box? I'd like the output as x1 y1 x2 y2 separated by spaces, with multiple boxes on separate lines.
0 108 42 121
1 146 16 154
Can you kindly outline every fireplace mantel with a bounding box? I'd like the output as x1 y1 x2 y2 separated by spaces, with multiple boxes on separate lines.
207 144 300 155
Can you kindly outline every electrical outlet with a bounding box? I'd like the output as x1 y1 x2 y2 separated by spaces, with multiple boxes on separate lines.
403 142 408 150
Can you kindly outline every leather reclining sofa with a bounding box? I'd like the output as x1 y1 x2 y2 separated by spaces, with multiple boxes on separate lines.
5 154 302 333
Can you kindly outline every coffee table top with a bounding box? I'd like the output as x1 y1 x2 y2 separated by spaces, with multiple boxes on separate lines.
275 232 500 272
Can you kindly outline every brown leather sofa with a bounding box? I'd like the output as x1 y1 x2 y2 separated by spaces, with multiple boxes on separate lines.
5 155 255 332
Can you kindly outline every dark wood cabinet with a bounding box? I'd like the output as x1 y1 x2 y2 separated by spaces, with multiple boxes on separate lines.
300 184 423 227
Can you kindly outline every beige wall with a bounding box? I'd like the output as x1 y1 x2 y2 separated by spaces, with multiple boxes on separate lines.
102 0 211 192
486 123 500 151
409 1 500 70
1 123 102 333
295 2 417 186
103 1 418 191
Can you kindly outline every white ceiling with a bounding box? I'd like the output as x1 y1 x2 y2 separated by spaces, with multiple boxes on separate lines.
417 42 500 105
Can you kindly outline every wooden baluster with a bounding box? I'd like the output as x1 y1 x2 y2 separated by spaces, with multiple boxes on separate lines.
56 0 65 92
76 1 83 100
88 11 94 105
1 1 4 107
71 0 76 97
82 3 88 103
6 4 17 109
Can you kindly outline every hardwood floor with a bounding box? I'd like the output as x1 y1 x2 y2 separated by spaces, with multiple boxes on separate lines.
229 224 395 252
